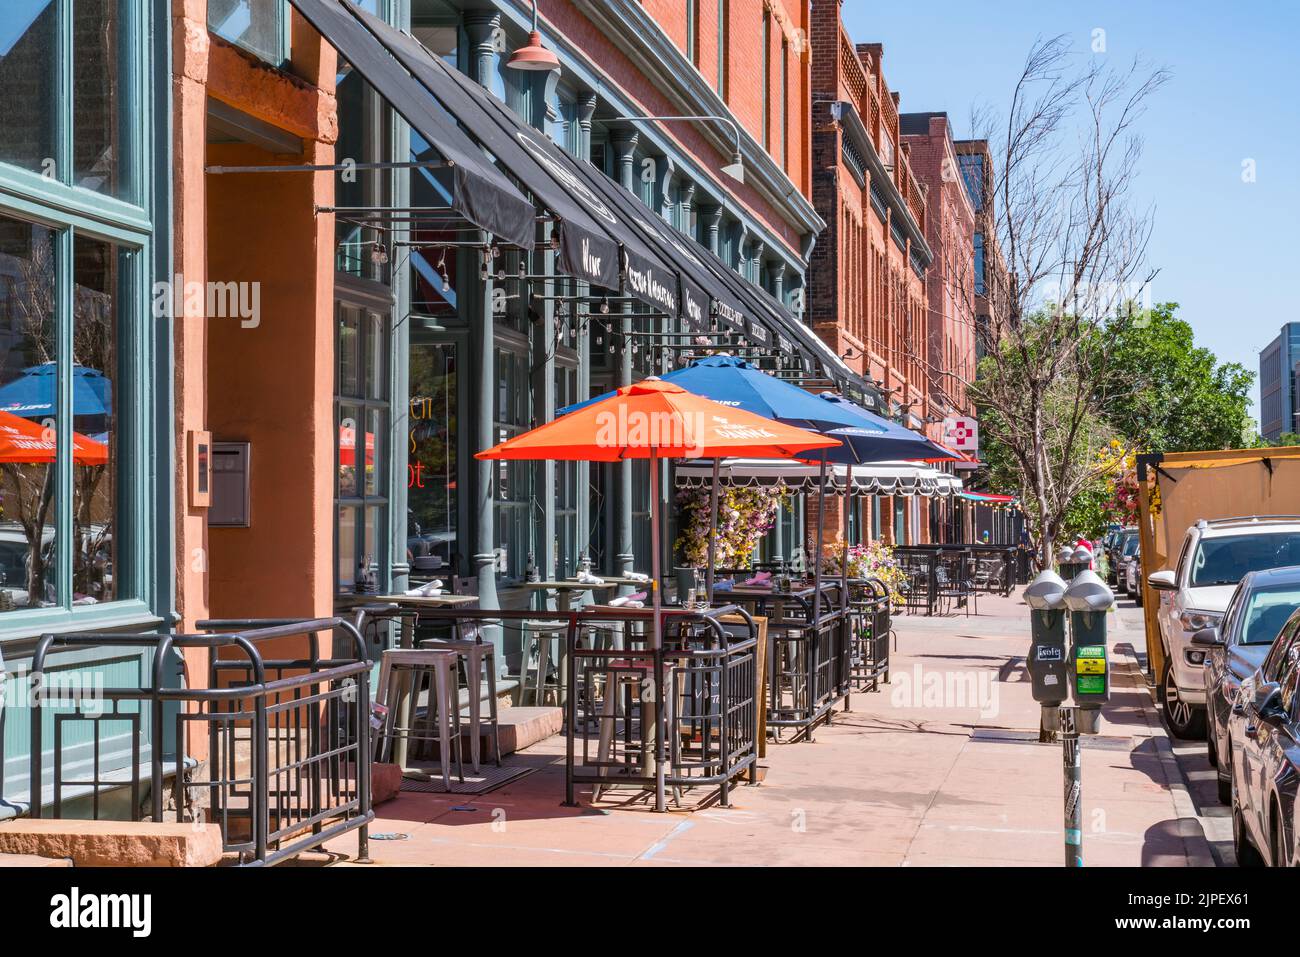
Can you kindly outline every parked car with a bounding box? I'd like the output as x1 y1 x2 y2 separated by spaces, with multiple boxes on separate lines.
1123 544 1143 606
1147 517 1300 739
1106 527 1135 585
1227 605 1300 866
1200 567 1300 804
1113 528 1139 591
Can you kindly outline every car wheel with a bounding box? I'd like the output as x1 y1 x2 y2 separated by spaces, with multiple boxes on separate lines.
1234 798 1265 867
1161 658 1207 739
1134 589 1143 608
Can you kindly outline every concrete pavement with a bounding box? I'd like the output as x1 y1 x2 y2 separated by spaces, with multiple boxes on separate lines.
324 588 1217 867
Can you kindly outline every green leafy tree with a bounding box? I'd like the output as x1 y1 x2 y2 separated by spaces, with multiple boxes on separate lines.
1101 303 1254 452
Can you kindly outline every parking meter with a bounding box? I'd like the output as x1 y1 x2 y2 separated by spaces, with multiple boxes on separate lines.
1063 570 1113 734
1057 546 1083 581
1025 571 1069 727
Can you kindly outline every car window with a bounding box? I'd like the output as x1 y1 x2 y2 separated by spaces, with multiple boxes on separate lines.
1189 532 1300 588
1220 585 1245 642
1175 533 1193 583
1262 617 1300 681
1121 534 1139 558
1278 641 1300 717
1239 586 1300 646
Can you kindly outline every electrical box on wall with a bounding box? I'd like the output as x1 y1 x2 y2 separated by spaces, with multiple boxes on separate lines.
210 441 251 527
188 430 212 508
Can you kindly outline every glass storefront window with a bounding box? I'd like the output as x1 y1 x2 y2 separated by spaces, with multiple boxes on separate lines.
336 302 390 592
1 0 137 201
74 0 132 198
0 217 58 608
0 0 58 177
0 214 130 612
408 339 457 576
71 235 119 603
208 0 288 66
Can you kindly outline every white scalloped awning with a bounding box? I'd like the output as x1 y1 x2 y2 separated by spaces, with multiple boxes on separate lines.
673 459 962 497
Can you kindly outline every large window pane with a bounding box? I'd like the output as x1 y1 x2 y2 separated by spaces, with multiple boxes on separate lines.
208 0 287 65
0 0 58 176
71 235 120 603
0 215 57 609
408 339 456 576
74 0 133 199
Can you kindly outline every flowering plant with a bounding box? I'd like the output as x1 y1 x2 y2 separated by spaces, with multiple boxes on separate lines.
675 484 790 570
821 539 908 604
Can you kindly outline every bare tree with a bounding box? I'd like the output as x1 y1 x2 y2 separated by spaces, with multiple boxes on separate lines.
968 36 1168 569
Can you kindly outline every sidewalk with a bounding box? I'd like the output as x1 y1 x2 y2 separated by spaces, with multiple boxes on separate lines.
324 589 1215 867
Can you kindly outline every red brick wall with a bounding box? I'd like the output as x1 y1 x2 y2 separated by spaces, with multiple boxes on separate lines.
902 115 977 418
807 5 928 417
575 0 811 246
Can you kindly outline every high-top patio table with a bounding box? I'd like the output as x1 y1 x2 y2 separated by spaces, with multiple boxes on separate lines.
520 579 646 704
337 592 479 648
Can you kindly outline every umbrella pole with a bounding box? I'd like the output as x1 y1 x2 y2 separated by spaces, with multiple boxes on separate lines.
813 450 827 623
706 458 720 604
649 449 666 812
841 464 853 612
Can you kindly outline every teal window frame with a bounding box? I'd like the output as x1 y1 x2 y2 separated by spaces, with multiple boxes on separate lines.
0 0 160 642
0 0 168 803
207 0 292 67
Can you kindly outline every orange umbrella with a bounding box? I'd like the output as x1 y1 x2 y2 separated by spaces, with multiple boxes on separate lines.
477 378 839 462
0 409 108 465
478 377 836 811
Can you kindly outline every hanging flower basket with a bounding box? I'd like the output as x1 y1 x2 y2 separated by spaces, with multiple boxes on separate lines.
675 483 790 570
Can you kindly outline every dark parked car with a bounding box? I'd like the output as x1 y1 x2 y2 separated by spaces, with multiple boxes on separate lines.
1227 605 1300 866
1201 567 1300 804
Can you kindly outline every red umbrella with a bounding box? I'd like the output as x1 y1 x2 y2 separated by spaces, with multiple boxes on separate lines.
0 409 107 466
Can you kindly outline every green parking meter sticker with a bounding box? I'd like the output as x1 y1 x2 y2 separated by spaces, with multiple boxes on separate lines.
1075 645 1105 659
1077 674 1106 695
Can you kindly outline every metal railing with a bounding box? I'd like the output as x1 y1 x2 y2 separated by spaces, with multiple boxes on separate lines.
29 618 373 866
846 577 892 693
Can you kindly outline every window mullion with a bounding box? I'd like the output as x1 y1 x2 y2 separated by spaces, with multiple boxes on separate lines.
57 0 74 184
56 226 74 608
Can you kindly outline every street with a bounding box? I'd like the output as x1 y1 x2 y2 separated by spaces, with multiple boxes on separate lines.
324 588 1225 867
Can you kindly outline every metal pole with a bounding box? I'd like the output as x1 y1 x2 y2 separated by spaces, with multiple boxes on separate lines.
650 449 667 812
812 451 828 622
1061 705 1083 866
706 458 720 603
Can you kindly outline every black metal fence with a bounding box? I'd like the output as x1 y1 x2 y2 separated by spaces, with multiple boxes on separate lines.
846 577 892 692
28 618 373 866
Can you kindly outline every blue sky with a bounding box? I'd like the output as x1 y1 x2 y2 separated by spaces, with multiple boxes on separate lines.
843 0 1299 422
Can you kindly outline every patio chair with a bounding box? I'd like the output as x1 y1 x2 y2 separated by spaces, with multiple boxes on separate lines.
374 648 464 791
420 621 502 773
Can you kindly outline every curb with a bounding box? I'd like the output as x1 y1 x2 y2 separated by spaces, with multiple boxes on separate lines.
1111 639 1217 867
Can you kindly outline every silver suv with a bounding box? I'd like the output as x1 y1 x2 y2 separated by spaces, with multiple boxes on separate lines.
1147 517 1300 738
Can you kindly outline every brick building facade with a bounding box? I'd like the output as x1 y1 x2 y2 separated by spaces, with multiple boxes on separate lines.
807 0 933 544
900 112 976 423
954 138 1007 365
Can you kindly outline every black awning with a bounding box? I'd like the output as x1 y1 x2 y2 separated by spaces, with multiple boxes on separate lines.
348 3 655 296
287 0 535 249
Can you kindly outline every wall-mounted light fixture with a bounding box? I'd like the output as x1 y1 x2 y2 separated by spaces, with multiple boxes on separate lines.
507 1 561 73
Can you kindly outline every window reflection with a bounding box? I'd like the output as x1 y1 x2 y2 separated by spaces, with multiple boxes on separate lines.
74 0 131 199
208 0 287 65
0 0 57 176
0 215 57 609
71 235 118 603
408 340 456 577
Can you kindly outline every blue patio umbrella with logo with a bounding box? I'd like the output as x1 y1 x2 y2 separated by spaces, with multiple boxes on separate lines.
0 363 111 419
561 355 957 606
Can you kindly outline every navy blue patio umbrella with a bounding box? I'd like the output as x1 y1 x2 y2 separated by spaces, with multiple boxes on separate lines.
0 363 111 419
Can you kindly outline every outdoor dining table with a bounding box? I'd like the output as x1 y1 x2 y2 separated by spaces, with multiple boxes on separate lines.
336 592 480 648
521 577 654 704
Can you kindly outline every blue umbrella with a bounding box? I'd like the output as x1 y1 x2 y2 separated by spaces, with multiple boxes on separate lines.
563 355 957 607
0 363 111 419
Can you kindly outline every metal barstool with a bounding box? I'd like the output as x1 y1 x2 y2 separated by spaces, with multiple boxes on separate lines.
519 619 569 706
375 648 464 791
420 622 501 773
